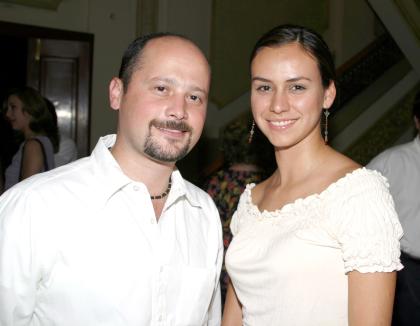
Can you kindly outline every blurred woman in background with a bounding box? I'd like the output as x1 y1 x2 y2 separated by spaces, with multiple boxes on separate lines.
204 113 275 305
3 87 58 192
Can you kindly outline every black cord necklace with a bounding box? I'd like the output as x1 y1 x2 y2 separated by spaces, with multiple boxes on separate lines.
150 178 172 200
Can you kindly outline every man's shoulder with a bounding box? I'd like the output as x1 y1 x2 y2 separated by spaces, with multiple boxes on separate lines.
369 140 416 166
387 140 416 154
182 178 214 202
5 156 93 195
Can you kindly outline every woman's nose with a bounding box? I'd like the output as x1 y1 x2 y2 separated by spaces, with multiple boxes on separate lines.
5 107 12 120
270 91 289 113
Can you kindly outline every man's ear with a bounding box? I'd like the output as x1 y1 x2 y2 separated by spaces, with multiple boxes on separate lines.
109 77 124 111
323 81 337 109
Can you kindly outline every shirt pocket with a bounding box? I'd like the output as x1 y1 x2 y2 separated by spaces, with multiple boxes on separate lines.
171 265 216 326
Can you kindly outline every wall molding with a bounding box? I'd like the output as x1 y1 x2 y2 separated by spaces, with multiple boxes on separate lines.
0 0 62 10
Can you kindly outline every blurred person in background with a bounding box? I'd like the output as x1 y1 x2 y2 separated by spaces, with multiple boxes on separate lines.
0 112 20 193
3 86 59 191
367 90 420 326
44 97 78 167
203 114 275 305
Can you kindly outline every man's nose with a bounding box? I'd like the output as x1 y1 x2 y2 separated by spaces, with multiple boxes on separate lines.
166 94 187 120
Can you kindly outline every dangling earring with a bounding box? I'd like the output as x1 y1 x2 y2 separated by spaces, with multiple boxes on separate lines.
323 108 330 143
248 120 255 144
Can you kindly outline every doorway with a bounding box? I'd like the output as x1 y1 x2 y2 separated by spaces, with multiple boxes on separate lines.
0 20 93 157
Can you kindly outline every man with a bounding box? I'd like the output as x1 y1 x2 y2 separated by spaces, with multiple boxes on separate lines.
367 90 420 326
0 33 223 326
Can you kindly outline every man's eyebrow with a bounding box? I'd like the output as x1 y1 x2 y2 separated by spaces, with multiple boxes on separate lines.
190 85 207 94
150 77 207 94
150 77 178 86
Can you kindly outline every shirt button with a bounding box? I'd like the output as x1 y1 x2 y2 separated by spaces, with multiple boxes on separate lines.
150 218 156 224
133 185 139 191
159 315 163 321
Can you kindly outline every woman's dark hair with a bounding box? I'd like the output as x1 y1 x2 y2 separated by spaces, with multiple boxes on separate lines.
7 87 60 152
250 24 336 89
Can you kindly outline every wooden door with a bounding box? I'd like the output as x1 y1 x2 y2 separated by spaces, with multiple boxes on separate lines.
27 38 91 157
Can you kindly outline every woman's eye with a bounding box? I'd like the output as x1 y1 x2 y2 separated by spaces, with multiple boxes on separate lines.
257 85 271 92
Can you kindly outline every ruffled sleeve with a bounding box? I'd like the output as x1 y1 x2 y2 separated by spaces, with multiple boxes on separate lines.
230 210 239 236
230 184 255 236
329 169 403 273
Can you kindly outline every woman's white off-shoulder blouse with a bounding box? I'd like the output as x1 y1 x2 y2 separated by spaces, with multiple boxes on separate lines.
225 168 403 326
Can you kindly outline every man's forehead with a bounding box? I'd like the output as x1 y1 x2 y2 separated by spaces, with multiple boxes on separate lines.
142 36 192 57
149 35 196 48
139 36 209 68
126 36 210 93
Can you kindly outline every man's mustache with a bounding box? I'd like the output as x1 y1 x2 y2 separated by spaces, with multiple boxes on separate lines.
150 119 192 133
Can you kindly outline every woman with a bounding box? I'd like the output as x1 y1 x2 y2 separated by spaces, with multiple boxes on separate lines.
3 87 58 191
222 25 403 326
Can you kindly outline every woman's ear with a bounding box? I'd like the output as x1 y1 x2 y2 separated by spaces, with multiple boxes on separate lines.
109 77 124 111
323 81 337 109
415 116 420 132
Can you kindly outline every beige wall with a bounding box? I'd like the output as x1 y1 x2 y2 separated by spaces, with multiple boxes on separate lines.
0 0 137 149
156 0 212 57
87 0 137 145
328 0 377 66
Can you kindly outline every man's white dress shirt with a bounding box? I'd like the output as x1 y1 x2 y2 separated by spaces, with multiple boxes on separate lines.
367 135 420 258
0 134 223 326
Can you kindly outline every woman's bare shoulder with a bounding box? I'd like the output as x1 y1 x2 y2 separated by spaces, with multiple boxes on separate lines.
323 149 361 182
23 138 43 155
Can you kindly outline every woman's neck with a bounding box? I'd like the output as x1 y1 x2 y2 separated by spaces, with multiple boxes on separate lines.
273 136 329 186
23 129 37 140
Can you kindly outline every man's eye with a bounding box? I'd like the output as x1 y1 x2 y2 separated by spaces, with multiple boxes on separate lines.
155 86 166 92
189 95 202 103
291 84 306 91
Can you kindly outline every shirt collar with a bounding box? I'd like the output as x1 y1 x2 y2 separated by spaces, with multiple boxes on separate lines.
165 169 202 209
91 134 132 202
90 134 202 208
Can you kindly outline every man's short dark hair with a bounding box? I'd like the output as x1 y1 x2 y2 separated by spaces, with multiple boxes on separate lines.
118 32 191 91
